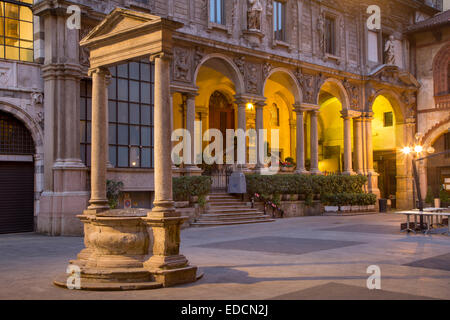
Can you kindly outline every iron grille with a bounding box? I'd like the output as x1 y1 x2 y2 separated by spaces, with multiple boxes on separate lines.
0 111 34 155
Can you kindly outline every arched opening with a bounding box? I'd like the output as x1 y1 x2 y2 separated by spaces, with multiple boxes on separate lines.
316 80 349 173
263 69 300 166
0 110 35 234
372 95 397 201
208 90 235 152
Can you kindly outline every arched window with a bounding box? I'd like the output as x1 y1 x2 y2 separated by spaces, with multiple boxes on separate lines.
433 43 450 96
0 111 34 155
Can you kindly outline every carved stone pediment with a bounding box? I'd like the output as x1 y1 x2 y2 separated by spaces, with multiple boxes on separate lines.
369 65 420 89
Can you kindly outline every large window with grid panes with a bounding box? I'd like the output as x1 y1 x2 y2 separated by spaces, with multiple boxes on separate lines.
0 0 33 62
80 60 155 169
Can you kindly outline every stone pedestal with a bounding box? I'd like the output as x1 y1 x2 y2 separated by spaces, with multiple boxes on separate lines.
142 214 199 287
54 209 162 291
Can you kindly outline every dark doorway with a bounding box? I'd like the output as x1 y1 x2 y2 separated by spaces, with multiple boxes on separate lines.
208 91 235 152
0 111 35 233
374 150 397 206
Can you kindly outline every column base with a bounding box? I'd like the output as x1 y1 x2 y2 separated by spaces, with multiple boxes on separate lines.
183 165 203 176
310 169 322 175
342 170 356 176
295 168 309 175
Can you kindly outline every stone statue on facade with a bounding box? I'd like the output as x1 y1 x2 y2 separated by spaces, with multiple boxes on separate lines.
247 0 263 31
317 12 325 56
384 35 396 65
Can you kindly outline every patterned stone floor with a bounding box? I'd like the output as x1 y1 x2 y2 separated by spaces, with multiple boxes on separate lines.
0 214 449 300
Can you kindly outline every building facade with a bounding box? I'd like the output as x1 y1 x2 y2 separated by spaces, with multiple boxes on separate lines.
0 0 448 235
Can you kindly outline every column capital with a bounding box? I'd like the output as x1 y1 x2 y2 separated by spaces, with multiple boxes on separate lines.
150 52 173 63
234 94 265 106
88 66 110 78
341 109 362 119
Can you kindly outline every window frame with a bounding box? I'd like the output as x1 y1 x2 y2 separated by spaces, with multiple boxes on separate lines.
0 0 34 62
80 60 156 169
273 1 286 42
324 15 336 56
209 0 225 25
383 111 393 127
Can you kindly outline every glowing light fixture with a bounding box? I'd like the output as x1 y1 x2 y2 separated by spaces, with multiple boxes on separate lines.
246 103 254 111
414 145 423 154
401 147 412 155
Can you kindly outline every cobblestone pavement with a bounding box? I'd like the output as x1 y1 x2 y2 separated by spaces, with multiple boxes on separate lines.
0 214 449 300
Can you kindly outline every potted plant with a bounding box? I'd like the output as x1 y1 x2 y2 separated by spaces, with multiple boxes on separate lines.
280 157 295 172
322 193 339 213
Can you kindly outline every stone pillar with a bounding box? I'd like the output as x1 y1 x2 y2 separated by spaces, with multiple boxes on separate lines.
310 109 321 174
34 1 89 236
294 106 307 174
365 113 374 173
341 112 354 175
353 117 364 174
235 99 248 170
364 113 380 197
143 53 197 287
184 92 201 175
86 67 110 213
289 119 296 161
255 101 265 170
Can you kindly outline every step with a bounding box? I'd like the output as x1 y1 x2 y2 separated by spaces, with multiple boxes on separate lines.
197 215 273 222
205 208 260 214
191 219 276 227
201 212 268 219
209 196 240 201
208 201 250 206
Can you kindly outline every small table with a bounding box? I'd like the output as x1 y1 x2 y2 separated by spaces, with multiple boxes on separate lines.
396 211 450 235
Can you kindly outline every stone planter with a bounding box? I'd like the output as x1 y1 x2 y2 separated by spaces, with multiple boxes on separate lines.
368 205 376 211
280 167 295 172
324 206 339 213
340 206 351 213
351 206 360 212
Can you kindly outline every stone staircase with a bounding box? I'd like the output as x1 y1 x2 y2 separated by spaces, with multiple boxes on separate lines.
191 193 275 227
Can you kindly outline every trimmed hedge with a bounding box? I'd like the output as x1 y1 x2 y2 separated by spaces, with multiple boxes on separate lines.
246 174 367 198
173 176 212 202
322 193 377 206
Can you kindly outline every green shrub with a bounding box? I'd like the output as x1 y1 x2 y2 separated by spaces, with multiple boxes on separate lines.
439 188 450 203
245 174 367 198
106 179 124 209
173 176 212 201
322 193 376 206
425 187 434 205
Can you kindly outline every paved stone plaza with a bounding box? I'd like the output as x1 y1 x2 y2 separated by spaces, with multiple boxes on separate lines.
0 214 449 300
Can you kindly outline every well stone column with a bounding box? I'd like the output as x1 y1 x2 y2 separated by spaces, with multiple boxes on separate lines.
86 67 110 213
294 105 307 174
143 53 198 287
310 109 321 174
341 111 354 175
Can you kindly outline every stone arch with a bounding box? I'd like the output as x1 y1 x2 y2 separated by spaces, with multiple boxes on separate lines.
368 89 405 124
433 42 450 96
193 53 245 95
203 83 236 111
318 78 350 110
0 100 45 218
422 115 450 148
263 68 303 104
0 100 44 155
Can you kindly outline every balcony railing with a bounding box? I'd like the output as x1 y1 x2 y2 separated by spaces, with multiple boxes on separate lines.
435 94 450 109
